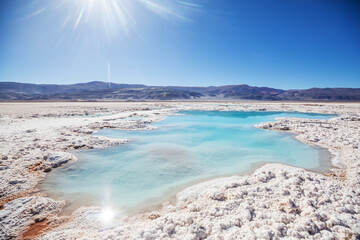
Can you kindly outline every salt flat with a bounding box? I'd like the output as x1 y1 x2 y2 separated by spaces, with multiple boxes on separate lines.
0 102 359 239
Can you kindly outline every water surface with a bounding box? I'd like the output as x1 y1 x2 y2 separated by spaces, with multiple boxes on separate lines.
40 111 333 214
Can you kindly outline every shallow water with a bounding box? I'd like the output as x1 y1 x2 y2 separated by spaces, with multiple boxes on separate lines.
39 111 334 214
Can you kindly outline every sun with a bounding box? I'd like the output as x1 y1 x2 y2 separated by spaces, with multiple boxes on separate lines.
69 0 133 35
23 0 200 37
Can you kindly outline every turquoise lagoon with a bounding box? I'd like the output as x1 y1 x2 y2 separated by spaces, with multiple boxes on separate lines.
40 111 334 214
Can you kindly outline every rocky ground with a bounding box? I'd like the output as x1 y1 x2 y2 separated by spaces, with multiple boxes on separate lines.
0 102 359 240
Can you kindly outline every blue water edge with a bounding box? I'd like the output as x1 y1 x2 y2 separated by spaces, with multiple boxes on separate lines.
39 111 334 214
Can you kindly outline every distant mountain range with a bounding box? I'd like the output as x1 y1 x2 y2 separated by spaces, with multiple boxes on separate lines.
1 81 360 101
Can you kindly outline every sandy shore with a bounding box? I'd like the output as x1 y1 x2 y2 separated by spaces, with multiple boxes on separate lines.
0 102 359 239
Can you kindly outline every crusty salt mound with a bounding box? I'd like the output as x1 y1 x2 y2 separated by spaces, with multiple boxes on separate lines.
37 164 360 240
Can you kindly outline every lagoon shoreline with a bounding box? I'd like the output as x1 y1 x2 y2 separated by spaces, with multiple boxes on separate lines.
0 102 359 239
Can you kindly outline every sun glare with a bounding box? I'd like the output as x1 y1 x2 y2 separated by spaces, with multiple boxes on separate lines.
100 208 115 224
67 0 134 36
25 0 201 40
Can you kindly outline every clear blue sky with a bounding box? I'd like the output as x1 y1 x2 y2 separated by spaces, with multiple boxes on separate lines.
0 0 359 89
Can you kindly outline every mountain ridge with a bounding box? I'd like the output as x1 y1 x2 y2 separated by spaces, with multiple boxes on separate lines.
1 81 360 101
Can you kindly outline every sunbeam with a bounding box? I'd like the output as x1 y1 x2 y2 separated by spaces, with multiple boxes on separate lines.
21 0 201 40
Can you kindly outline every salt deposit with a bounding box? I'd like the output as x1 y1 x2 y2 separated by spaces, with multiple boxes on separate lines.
0 102 359 239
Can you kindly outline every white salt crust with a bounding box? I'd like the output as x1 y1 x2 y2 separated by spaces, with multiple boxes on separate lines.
0 102 359 240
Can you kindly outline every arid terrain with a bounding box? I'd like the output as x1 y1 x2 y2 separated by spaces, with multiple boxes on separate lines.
0 102 359 239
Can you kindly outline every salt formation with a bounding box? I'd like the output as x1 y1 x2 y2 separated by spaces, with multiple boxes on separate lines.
0 102 359 239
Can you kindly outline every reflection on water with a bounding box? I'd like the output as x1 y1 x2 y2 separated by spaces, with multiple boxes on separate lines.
39 111 333 215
